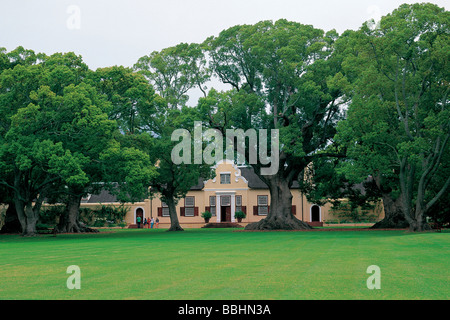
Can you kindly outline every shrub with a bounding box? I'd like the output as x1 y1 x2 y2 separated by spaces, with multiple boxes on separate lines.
234 211 246 219
39 206 65 225
201 211 212 219
79 208 96 225
118 221 127 229
330 201 378 223
89 205 130 225
93 219 107 227
36 223 52 230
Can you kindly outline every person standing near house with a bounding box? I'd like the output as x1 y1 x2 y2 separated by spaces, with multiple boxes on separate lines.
136 216 142 229
144 218 147 227
150 217 154 229
156 218 159 228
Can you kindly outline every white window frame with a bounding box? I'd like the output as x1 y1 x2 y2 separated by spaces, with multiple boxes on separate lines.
257 195 268 205
221 195 231 206
185 196 195 217
236 195 242 212
257 195 269 215
185 196 195 207
161 201 170 217
220 173 231 184
210 196 216 216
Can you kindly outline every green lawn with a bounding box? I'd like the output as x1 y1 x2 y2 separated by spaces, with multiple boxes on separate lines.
0 228 448 300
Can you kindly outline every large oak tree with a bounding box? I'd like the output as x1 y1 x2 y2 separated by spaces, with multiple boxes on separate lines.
201 20 345 230
0 49 156 235
336 3 449 231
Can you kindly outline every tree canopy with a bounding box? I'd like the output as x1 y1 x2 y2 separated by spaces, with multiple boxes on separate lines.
199 19 345 230
335 3 449 231
0 3 448 234
0 49 156 235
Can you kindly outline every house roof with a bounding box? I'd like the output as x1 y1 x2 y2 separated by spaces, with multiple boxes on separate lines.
81 171 368 204
190 179 206 190
80 165 304 204
82 188 119 203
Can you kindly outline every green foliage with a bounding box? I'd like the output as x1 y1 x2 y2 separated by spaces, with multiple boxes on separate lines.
201 18 346 211
0 48 157 235
100 142 157 203
97 205 129 221
329 201 379 223
201 211 212 219
134 42 210 108
234 211 246 219
1 3 447 234
89 65 157 134
88 205 130 226
39 204 130 228
335 3 449 229
79 207 96 226
148 107 215 204
39 206 65 225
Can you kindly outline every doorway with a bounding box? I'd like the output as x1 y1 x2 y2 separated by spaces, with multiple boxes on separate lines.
221 206 231 222
136 208 144 224
311 205 320 222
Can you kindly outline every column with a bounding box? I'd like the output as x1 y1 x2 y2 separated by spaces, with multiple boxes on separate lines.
216 194 221 223
231 194 236 223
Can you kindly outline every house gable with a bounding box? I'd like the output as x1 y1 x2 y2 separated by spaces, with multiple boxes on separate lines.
203 160 249 191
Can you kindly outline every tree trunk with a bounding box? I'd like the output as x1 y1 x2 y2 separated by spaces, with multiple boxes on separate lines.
56 193 98 233
400 194 429 232
15 201 39 237
406 206 431 232
371 193 408 229
245 174 312 230
0 202 22 234
12 172 43 236
398 161 430 232
166 196 184 232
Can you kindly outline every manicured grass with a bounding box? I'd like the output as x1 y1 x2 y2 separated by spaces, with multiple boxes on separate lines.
0 228 448 300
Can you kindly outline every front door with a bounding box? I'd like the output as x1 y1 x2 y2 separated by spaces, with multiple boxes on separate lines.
221 206 231 222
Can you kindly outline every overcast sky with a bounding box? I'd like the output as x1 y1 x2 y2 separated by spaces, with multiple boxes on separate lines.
1 0 448 103
1 0 447 69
